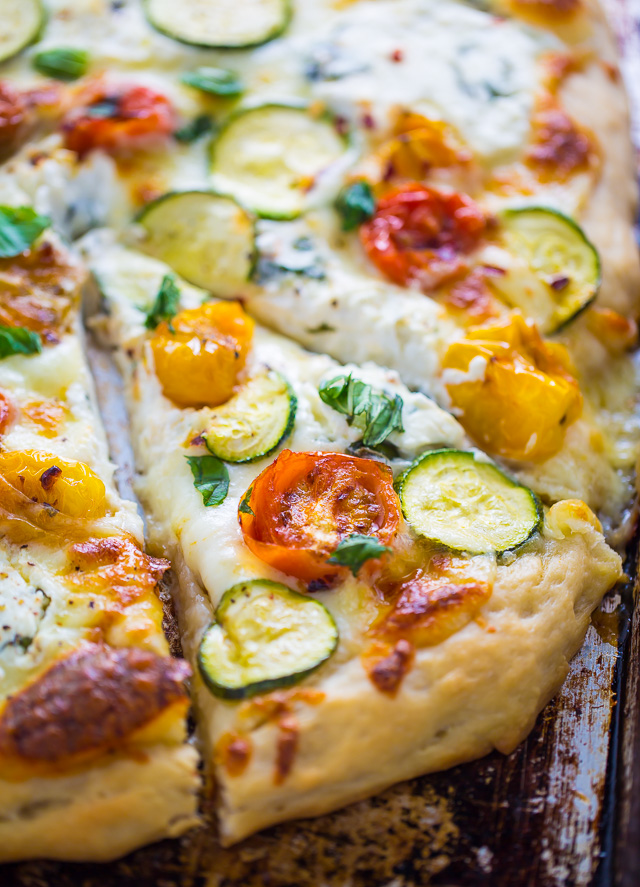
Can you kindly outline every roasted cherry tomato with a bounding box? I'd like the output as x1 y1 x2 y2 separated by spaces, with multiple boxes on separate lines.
239 450 401 584
151 301 254 408
0 450 107 519
442 314 582 462
360 183 487 291
0 391 14 435
63 85 175 156
0 81 28 161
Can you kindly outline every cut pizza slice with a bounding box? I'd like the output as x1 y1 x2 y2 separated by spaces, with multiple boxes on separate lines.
83 235 621 844
0 220 199 862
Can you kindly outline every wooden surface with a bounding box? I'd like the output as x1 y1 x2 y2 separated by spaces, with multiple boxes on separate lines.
3 4 640 885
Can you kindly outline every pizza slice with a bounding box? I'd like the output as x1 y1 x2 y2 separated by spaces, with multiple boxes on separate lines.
0 218 199 862
84 235 621 844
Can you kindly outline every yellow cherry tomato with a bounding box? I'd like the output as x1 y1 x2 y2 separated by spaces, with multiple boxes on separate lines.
442 314 582 462
377 116 472 183
0 450 107 519
150 301 254 408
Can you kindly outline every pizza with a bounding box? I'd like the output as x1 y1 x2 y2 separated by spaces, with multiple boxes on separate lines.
0 0 637 862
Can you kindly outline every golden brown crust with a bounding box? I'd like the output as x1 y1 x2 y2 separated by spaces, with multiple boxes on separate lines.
0 643 190 765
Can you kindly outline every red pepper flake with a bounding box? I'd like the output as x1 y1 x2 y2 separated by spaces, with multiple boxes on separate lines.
361 112 376 130
391 49 404 63
274 715 299 784
40 465 62 491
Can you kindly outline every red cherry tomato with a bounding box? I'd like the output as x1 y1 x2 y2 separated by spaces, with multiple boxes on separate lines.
360 182 487 291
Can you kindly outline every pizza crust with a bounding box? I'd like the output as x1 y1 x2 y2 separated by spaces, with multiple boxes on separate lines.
0 744 200 862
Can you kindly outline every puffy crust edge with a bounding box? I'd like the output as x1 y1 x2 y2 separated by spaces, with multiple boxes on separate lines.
0 744 200 862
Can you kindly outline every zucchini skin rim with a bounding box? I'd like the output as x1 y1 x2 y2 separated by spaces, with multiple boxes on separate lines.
144 0 292 50
197 579 338 701
396 447 544 556
209 100 352 221
204 373 298 464
498 205 602 335
135 188 258 283
0 0 46 65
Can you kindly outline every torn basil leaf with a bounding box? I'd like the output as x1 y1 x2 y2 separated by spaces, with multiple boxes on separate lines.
86 98 120 118
319 374 404 448
327 534 391 576
33 48 90 81
187 455 229 507
238 487 254 516
174 113 214 143
335 181 375 231
145 274 181 330
181 67 243 97
0 324 42 360
0 206 50 258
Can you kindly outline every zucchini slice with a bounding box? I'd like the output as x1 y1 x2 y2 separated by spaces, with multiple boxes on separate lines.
0 0 42 65
137 191 255 297
198 579 338 700
491 207 600 334
144 0 290 49
398 449 541 555
204 369 296 463
210 103 348 220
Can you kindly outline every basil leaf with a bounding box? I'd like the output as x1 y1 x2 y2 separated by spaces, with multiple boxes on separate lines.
145 274 181 330
181 67 244 97
174 114 214 144
186 455 229 507
327 534 391 576
0 206 51 258
238 487 254 516
319 374 404 448
335 181 375 231
33 48 90 81
0 325 42 360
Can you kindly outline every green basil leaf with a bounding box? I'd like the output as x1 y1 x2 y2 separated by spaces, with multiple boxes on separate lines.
180 67 244 97
33 48 90 81
0 325 42 360
186 455 229 507
335 181 375 231
145 274 181 330
319 374 404 448
0 206 51 258
238 487 254 516
174 114 214 143
327 534 391 576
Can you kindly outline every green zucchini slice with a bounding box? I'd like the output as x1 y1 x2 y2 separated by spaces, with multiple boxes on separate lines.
204 369 296 463
398 449 541 555
137 191 255 297
198 579 338 700
144 0 290 49
0 0 42 65
491 207 600 334
210 103 348 220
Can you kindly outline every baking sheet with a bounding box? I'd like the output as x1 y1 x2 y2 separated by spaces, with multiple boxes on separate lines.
3 3 640 885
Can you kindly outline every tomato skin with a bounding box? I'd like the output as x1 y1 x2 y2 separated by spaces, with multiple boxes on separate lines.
151 302 254 408
0 391 14 435
442 314 582 462
239 450 401 584
360 183 487 291
63 85 175 156
0 81 28 160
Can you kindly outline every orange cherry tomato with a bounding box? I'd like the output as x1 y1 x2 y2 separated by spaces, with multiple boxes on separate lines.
0 81 28 160
150 301 254 408
0 450 107 519
442 314 583 462
63 85 175 156
360 183 487 291
239 450 401 585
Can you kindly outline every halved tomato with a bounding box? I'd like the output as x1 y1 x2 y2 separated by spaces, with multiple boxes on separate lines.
239 450 401 584
0 391 14 435
150 301 254 408
63 84 175 156
360 183 487 291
